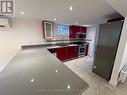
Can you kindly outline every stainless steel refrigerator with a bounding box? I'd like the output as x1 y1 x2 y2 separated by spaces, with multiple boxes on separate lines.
92 20 124 81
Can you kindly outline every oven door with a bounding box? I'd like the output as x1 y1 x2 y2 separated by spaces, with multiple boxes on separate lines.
79 46 86 57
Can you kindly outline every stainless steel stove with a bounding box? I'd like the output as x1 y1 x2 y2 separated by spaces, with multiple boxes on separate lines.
78 44 86 57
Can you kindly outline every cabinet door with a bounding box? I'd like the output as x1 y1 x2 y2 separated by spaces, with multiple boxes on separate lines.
66 47 73 59
73 46 78 58
69 26 86 38
67 46 78 59
80 27 86 33
74 46 79 58
69 26 74 38
56 47 67 61
69 26 80 38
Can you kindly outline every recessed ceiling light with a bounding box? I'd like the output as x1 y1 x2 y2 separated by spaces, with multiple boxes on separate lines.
21 11 24 15
54 18 56 21
55 70 58 73
67 85 71 89
30 78 34 83
70 6 73 11
82 25 92 27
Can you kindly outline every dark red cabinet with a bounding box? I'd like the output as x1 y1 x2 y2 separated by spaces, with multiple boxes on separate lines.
69 25 87 38
67 46 78 59
80 27 86 32
47 45 89 62
56 47 68 61
56 46 78 62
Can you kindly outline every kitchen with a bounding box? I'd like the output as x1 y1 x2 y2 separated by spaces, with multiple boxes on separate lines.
0 0 127 95
20 19 90 62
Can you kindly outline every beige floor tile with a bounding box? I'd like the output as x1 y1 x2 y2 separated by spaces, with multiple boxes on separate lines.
64 56 127 95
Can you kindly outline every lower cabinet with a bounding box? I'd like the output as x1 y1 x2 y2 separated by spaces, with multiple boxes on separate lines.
56 46 78 62
56 47 68 61
66 46 78 59
48 45 89 62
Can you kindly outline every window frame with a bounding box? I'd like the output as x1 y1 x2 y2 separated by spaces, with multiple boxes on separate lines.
57 24 69 36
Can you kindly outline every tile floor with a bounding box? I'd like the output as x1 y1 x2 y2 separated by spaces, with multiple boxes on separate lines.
64 56 127 95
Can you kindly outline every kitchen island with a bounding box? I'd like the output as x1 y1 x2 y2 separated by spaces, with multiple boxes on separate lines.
0 47 88 95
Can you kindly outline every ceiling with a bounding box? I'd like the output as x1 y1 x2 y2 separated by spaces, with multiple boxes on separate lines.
14 0 122 25
106 0 127 17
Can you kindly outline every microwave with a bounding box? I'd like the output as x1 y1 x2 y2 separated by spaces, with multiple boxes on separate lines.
76 32 86 39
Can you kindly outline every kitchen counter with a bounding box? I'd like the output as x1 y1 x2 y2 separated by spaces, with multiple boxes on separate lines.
21 41 89 49
47 44 79 49
0 47 88 95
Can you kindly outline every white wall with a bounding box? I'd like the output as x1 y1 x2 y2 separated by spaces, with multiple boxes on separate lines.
0 18 43 72
120 42 127 70
86 26 98 57
9 18 44 45
0 31 21 72
109 18 127 86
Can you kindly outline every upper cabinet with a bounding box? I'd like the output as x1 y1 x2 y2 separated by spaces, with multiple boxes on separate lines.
42 20 53 39
69 25 87 38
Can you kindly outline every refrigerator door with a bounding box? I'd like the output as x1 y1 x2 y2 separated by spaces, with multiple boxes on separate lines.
93 20 124 81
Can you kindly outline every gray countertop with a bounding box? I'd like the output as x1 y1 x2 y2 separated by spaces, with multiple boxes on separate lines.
47 44 79 49
21 41 89 49
0 47 88 95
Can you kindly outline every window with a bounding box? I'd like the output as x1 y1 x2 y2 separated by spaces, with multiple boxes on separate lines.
57 25 69 35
